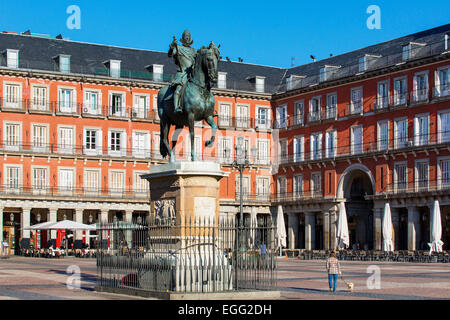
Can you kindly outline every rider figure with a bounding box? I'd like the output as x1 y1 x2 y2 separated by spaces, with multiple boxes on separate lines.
168 30 197 114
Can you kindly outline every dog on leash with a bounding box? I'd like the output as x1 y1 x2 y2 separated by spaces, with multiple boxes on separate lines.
341 275 354 292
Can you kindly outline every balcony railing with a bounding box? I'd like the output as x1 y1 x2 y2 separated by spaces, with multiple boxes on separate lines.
433 84 450 99
410 88 430 104
272 191 324 202
234 192 271 202
308 111 322 122
323 106 337 120
346 101 363 116
384 179 450 195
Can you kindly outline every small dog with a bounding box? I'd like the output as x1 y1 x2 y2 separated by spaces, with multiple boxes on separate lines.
341 276 354 292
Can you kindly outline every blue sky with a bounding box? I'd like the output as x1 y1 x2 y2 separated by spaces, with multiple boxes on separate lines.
0 0 449 68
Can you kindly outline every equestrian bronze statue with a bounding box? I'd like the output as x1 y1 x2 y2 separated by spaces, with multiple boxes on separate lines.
157 30 220 162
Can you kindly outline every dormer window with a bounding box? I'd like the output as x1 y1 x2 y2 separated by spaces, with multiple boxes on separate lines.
152 64 164 82
445 33 449 51
58 55 71 73
6 49 19 68
286 75 305 91
358 56 367 72
319 65 340 82
402 42 426 61
107 60 121 78
218 72 227 89
255 76 265 93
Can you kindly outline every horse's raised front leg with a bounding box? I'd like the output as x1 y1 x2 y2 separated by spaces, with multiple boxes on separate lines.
161 119 174 163
188 113 199 162
205 115 218 148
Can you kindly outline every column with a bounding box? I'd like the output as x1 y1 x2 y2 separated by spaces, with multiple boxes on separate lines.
323 211 330 250
373 206 383 250
287 213 299 249
329 210 337 250
49 208 57 247
304 212 315 250
125 210 133 247
407 206 420 251
21 208 32 249
74 208 83 249
99 209 109 249
0 208 3 256
391 207 400 251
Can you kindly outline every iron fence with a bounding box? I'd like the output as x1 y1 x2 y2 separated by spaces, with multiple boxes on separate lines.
96 215 277 294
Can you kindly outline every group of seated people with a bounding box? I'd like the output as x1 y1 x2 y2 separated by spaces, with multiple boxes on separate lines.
21 243 95 258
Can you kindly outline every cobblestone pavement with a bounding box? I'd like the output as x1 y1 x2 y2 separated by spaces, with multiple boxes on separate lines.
0 256 449 300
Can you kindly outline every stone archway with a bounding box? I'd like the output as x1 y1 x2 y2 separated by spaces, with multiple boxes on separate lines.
337 164 375 250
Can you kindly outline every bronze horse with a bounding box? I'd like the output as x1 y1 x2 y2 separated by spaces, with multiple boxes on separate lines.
157 42 220 162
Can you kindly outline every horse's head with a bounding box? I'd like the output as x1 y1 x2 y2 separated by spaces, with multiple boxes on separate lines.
203 41 220 84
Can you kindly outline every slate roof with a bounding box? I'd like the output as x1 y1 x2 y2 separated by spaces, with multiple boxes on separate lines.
0 23 449 95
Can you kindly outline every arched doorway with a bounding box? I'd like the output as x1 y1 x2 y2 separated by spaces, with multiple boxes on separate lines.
338 165 375 250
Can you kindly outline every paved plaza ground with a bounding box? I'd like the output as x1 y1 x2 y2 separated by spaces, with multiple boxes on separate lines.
0 256 449 300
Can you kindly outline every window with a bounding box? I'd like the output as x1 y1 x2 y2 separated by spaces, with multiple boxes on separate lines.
133 131 150 158
351 126 363 155
325 130 337 158
4 122 21 151
109 170 125 194
153 94 159 120
133 94 150 118
310 133 322 160
393 77 407 105
439 111 450 143
293 136 304 162
84 129 102 155
256 177 270 200
152 64 163 82
311 173 321 196
326 93 337 119
134 171 149 196
32 167 48 192
59 55 70 73
276 105 287 128
402 45 411 61
294 101 304 125
255 77 265 93
277 176 287 195
439 159 450 189
394 163 407 192
6 49 19 68
235 175 250 198
279 139 288 163
109 92 126 117
415 160 429 191
413 72 428 102
109 60 121 78
109 130 126 156
256 139 269 165
58 126 74 154
414 114 429 146
84 169 100 194
219 103 231 127
320 68 327 82
293 174 303 197
435 66 450 97
58 88 75 113
309 96 321 122
4 165 21 191
152 132 162 159
394 118 408 149
83 90 101 115
59 168 75 193
218 72 227 89
31 124 48 152
236 104 250 128
350 87 363 114
4 83 22 109
446 34 449 51
256 107 270 129
219 137 233 164
185 135 203 160
358 56 367 72
378 121 389 151
377 81 389 109
31 86 49 111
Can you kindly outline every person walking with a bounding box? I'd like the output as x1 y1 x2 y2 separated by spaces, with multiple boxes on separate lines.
326 251 341 293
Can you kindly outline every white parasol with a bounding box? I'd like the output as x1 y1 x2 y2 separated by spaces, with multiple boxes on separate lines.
276 205 287 256
382 203 394 251
337 202 350 249
430 200 444 253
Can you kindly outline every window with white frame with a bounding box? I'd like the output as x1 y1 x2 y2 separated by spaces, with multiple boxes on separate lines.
293 174 303 197
153 94 159 120
256 106 270 129
394 162 407 192
351 125 363 155
378 120 389 151
4 122 21 151
185 135 202 160
309 96 321 122
31 124 49 152
4 83 22 109
377 81 389 109
152 64 163 82
255 77 265 93
109 130 126 156
325 130 337 158
415 160 429 191
58 87 76 113
413 72 428 101
4 165 21 191
84 169 100 194
59 55 70 73
256 139 269 164
256 177 270 200
358 56 367 72
132 131 150 158
218 72 227 89
32 167 48 191
279 139 288 163
311 172 321 196
84 128 102 155
219 103 231 127
439 111 450 143
109 92 126 117
58 168 75 193
6 49 19 68
219 137 233 164
402 45 411 61
350 87 363 114
83 90 101 115
134 171 149 196
393 77 407 105
58 126 74 154
446 34 449 51
310 132 322 160
236 104 250 128
109 170 125 194
414 114 429 146
326 93 337 119
276 105 287 128
394 118 408 149
435 66 450 97
439 158 450 189
293 136 304 162
235 175 250 198
31 86 49 111
294 100 304 125
109 60 121 78
152 132 162 159
133 94 150 118
277 176 287 195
